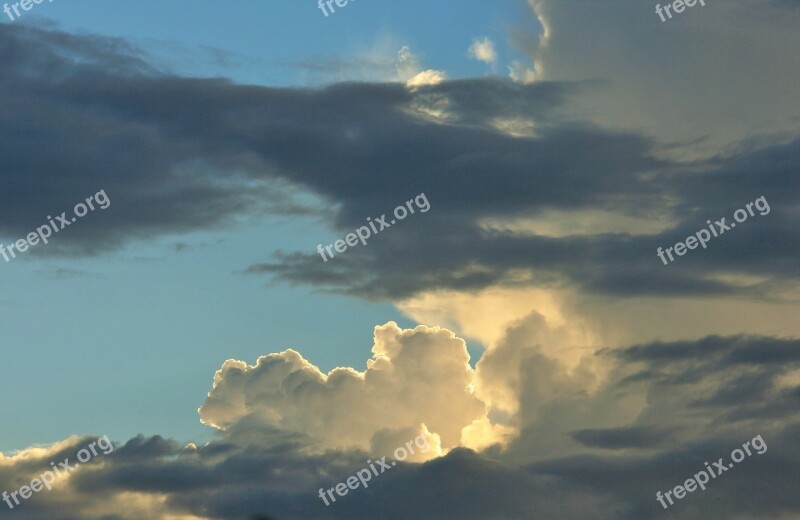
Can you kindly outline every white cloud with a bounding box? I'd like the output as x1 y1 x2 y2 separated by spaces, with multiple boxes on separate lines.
395 45 447 87
468 37 499 67
199 322 495 453
405 69 447 87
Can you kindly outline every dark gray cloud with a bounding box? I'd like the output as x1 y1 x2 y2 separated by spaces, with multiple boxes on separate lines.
570 426 675 450
1 22 798 301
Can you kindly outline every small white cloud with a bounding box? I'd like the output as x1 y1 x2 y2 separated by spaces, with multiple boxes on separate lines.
396 45 447 87
468 37 498 66
406 69 447 88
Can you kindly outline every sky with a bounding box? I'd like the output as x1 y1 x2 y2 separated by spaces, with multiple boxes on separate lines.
0 0 533 452
1 1 799 519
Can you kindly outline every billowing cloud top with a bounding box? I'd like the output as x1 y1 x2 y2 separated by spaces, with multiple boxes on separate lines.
199 322 489 454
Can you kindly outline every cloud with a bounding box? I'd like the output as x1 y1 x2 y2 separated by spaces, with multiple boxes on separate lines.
3 7 799 520
3 23 799 318
522 0 800 157
199 322 493 453
395 45 447 87
273 37 449 87
467 37 498 67
405 69 447 88
3 331 800 519
570 426 675 450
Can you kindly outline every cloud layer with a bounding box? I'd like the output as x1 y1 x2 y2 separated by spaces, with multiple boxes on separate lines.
3 325 800 519
2 21 798 306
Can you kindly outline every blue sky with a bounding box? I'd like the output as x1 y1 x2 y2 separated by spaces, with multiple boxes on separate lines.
44 0 533 86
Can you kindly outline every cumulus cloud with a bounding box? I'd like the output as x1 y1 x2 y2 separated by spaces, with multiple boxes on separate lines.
199 322 494 453
3 331 800 519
